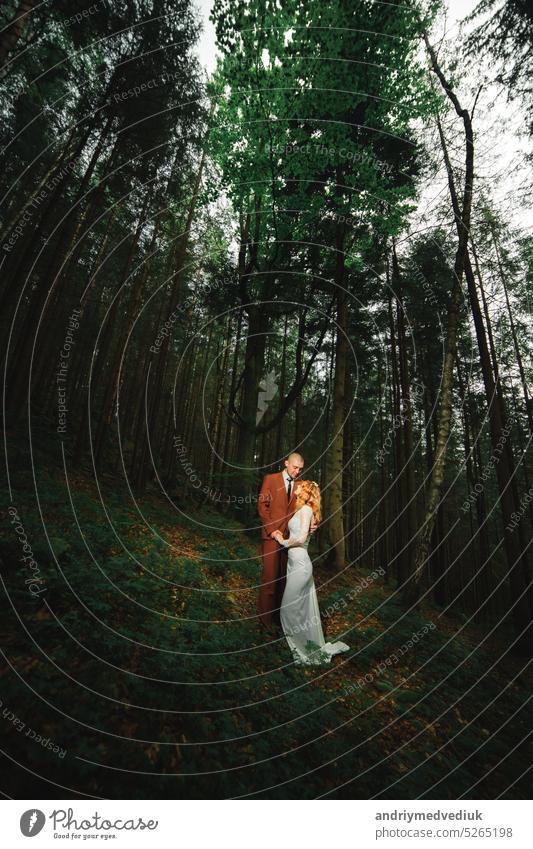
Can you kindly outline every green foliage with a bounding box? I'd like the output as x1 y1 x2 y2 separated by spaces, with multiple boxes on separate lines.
210 0 436 269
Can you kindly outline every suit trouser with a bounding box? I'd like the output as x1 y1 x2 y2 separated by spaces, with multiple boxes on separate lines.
258 538 288 627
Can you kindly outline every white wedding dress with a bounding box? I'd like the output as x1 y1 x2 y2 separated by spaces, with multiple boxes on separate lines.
280 504 350 666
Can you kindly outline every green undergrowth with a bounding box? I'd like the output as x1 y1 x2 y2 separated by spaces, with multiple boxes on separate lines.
0 458 530 799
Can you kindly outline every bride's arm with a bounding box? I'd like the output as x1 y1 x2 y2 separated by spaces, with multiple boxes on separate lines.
280 506 313 548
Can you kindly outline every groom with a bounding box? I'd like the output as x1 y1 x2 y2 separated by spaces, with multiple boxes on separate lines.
257 452 315 630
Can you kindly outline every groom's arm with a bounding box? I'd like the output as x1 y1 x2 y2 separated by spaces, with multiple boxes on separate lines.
258 474 275 536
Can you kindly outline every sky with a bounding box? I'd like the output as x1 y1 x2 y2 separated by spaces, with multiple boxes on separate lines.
195 0 217 74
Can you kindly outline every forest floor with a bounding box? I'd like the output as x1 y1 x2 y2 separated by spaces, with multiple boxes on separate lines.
1 448 531 799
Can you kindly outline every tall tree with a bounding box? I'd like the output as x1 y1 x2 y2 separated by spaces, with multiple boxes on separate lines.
404 35 477 604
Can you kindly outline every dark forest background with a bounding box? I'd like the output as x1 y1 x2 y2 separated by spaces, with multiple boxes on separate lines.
0 0 531 799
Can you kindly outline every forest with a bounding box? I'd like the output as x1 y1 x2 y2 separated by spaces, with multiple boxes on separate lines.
0 0 531 800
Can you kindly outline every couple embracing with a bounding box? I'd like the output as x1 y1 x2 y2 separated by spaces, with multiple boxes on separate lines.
257 452 349 666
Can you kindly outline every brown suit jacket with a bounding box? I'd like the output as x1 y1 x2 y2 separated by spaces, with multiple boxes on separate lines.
258 471 297 541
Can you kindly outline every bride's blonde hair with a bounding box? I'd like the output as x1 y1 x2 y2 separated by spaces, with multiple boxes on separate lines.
295 480 321 525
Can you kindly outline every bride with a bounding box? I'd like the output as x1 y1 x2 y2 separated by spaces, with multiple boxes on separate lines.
272 480 349 666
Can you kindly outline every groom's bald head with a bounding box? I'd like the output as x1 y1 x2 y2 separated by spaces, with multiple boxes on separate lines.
287 452 304 464
285 453 304 479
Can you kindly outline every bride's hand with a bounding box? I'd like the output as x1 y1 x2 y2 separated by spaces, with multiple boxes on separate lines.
271 530 284 543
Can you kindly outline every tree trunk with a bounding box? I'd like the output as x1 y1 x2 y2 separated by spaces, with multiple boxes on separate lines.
319 345 335 559
94 200 157 466
293 309 306 447
234 306 269 470
392 244 417 583
0 120 95 320
428 113 533 652
387 288 403 584
134 130 210 491
490 229 533 435
204 315 232 498
220 308 244 504
404 37 476 605
275 312 289 460
0 0 37 73
456 349 491 620
463 248 533 652
5 117 115 422
324 285 348 570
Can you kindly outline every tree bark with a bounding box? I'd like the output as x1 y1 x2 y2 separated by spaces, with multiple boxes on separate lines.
404 36 476 604
324 269 348 569
134 121 211 490
490 228 533 435
0 0 37 73
425 112 533 652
